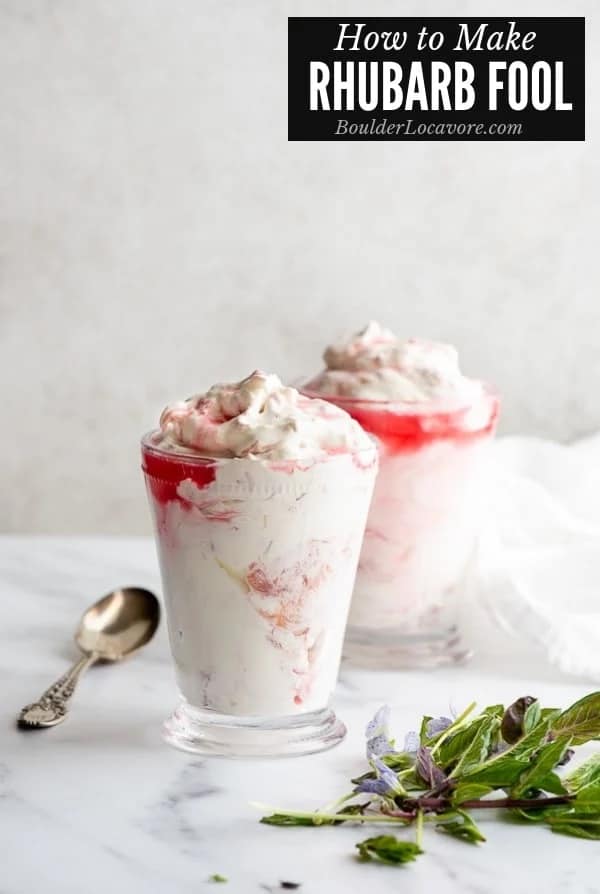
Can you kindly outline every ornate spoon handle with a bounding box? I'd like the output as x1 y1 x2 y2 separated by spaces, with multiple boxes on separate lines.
17 652 99 729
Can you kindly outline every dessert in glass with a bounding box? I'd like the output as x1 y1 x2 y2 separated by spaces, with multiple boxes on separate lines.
141 371 377 756
303 323 499 668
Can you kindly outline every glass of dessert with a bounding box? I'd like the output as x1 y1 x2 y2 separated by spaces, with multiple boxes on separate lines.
141 371 377 756
302 323 499 668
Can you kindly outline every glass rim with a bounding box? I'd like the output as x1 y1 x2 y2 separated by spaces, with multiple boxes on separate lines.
140 430 378 466
296 376 499 416
141 431 220 465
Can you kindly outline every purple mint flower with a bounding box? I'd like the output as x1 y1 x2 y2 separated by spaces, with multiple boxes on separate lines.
367 734 395 757
365 705 397 758
403 731 419 754
354 758 403 797
425 716 453 738
365 705 391 739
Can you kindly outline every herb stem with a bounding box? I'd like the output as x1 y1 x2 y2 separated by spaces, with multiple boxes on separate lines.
312 811 412 824
319 791 357 816
415 809 424 848
403 793 574 813
256 806 412 825
459 795 574 811
381 806 416 821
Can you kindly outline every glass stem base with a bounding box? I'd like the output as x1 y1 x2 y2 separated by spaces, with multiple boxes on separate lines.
163 701 347 758
344 625 472 669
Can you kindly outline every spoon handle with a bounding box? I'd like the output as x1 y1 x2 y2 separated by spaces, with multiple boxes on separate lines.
17 653 99 729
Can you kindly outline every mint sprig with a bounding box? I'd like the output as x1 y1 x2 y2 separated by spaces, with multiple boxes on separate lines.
259 692 600 863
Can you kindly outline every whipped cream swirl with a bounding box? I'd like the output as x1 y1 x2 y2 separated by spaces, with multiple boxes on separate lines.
311 321 483 404
155 371 373 460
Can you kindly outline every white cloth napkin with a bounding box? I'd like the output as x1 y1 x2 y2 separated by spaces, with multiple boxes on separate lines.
466 434 600 681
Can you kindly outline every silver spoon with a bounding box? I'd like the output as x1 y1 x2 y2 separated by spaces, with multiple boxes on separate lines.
17 587 160 729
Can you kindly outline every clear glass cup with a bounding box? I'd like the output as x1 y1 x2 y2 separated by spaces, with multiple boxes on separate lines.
141 433 377 757
300 385 499 668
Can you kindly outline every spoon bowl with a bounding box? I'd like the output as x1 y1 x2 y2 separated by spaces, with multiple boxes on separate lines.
75 587 161 661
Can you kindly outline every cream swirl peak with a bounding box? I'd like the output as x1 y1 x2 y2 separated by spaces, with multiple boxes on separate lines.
156 370 373 460
312 322 483 404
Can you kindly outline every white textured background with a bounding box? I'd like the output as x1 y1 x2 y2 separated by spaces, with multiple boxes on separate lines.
0 0 597 534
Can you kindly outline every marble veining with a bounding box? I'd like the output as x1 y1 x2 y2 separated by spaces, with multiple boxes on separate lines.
1 536 599 894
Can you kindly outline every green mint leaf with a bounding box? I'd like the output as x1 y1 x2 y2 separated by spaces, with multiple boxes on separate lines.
523 699 543 734
450 716 500 776
551 692 600 745
564 753 600 793
501 697 537 744
532 771 568 796
560 757 600 817
569 785 600 814
460 756 530 787
515 803 574 823
547 816 600 840
509 717 554 758
451 782 494 806
481 704 505 719
356 835 423 866
383 753 415 771
436 716 489 769
511 737 572 798
436 810 486 844
209 874 228 883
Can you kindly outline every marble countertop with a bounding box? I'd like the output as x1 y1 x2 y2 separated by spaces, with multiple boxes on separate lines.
2 536 599 894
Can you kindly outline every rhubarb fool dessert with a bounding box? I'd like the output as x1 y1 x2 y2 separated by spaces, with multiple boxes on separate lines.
304 323 499 667
141 371 377 756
